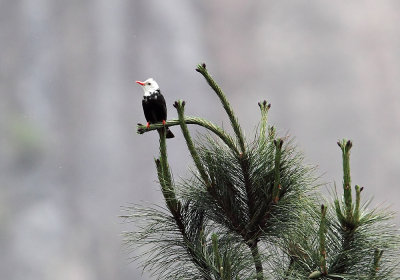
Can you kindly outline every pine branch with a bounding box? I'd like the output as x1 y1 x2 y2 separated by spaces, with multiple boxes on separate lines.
337 139 353 221
156 129 219 279
331 140 359 274
195 65 281 279
369 249 383 279
196 63 246 154
272 138 283 203
137 117 239 155
258 100 271 144
174 100 210 187
319 205 328 276
307 205 328 279
354 185 363 224
157 128 180 214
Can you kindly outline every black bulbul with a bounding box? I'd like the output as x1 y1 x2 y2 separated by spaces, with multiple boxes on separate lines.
136 78 174 138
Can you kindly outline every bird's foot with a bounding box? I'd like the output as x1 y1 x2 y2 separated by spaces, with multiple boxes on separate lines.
146 122 150 129
162 120 166 125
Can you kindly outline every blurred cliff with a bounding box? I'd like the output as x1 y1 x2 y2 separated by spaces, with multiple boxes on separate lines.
1 1 399 279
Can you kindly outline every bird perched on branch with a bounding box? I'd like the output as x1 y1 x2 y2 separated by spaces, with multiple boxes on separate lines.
136 78 174 138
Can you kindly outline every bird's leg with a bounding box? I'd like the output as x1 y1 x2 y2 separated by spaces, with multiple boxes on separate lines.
146 122 150 129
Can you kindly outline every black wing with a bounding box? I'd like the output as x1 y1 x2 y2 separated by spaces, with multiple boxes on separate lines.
157 92 168 120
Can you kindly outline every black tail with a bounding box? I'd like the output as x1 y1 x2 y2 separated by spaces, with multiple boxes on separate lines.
166 128 174 138
158 128 175 139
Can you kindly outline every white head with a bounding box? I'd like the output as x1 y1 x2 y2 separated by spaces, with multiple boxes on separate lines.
136 78 159 96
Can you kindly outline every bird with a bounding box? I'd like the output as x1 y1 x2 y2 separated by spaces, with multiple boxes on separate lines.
136 78 174 138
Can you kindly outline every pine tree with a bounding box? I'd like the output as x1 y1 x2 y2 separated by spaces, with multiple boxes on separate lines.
122 63 399 280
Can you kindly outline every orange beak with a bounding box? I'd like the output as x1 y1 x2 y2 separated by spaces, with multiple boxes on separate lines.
136 81 145 86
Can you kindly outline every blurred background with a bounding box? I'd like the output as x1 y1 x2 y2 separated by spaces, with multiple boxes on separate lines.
1 1 399 279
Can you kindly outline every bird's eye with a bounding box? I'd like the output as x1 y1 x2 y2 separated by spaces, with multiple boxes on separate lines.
147 82 151 85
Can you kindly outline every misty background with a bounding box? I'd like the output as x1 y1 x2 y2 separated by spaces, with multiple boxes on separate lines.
1 1 399 279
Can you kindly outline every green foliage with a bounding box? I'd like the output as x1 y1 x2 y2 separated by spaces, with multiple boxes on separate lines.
126 63 400 280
